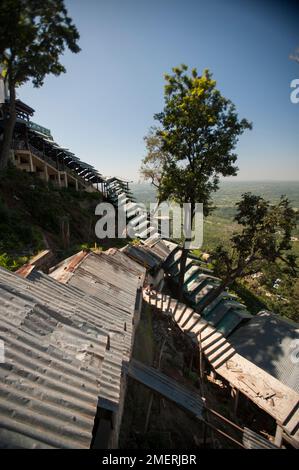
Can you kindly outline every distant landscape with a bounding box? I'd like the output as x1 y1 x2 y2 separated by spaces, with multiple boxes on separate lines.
131 180 299 252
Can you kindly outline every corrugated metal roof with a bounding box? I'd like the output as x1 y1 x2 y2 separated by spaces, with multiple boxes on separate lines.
142 238 171 261
229 311 299 393
0 267 108 449
50 251 146 407
0 249 145 449
122 245 162 269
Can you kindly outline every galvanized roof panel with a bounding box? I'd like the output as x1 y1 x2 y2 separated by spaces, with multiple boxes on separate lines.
0 249 143 449
122 245 162 269
229 311 299 393
0 267 108 449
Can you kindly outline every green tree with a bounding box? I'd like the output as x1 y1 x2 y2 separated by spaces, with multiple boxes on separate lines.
198 193 298 313
154 65 251 298
0 0 80 169
140 126 169 192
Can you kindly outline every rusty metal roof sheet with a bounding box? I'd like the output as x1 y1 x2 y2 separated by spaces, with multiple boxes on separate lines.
0 267 108 449
142 238 171 261
50 251 145 408
0 249 144 449
122 244 162 269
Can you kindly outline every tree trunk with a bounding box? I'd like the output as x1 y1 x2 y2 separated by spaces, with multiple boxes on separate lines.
177 202 195 301
0 80 16 170
177 246 188 301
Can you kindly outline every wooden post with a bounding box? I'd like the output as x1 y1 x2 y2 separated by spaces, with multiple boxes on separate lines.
199 331 203 380
29 152 34 172
44 164 49 182
144 393 154 434
233 388 239 417
274 423 283 448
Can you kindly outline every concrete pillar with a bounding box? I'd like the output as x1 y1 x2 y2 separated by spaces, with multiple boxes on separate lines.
44 164 49 182
75 179 79 191
57 172 61 188
29 152 34 172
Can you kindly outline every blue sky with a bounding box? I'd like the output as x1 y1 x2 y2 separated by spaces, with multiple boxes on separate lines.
19 0 299 181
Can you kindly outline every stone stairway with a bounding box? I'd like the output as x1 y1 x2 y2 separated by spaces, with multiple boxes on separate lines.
144 290 236 370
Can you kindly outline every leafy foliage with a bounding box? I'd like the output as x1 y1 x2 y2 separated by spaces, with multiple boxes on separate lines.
154 65 252 213
213 193 298 282
150 64 251 296
0 0 80 168
0 0 80 87
140 127 170 191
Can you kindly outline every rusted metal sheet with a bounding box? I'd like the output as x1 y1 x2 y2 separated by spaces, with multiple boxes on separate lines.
50 251 145 415
48 250 89 283
0 249 145 449
0 266 108 449
122 245 162 269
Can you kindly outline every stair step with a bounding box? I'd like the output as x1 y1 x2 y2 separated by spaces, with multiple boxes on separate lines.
135 219 149 231
211 348 236 369
200 326 220 343
202 335 226 354
181 311 200 330
173 302 188 323
177 308 194 330
205 339 229 361
195 321 210 336
174 305 189 323
130 214 148 226
183 317 204 335
282 404 299 436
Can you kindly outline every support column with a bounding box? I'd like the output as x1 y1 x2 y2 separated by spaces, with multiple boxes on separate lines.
233 388 239 416
44 164 49 182
29 152 34 172
75 179 79 191
274 423 283 447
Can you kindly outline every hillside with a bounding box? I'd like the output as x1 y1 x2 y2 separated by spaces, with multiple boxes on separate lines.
0 166 105 270
131 181 299 322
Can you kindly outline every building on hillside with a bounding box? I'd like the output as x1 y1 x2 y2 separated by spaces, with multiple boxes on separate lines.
0 77 103 192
